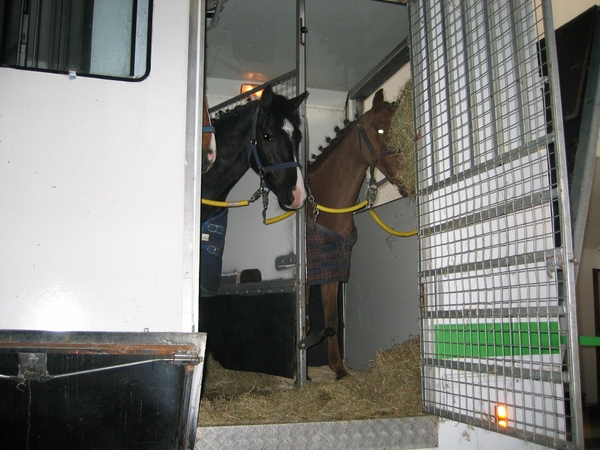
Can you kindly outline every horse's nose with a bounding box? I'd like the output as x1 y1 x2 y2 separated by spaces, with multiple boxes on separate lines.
288 187 297 206
288 185 307 209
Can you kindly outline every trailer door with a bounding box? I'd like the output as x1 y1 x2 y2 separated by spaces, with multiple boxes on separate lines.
409 0 583 448
0 1 200 333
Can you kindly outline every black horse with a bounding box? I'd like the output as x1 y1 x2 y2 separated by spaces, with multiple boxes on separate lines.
200 85 308 295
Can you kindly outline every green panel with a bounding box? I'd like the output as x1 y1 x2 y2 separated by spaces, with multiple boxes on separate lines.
434 322 564 359
579 336 600 346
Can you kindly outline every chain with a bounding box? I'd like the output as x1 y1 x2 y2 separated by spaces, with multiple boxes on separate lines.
306 183 319 229
261 185 270 223
249 187 263 204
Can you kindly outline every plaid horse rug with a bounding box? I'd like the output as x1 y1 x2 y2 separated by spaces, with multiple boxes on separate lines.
306 217 357 286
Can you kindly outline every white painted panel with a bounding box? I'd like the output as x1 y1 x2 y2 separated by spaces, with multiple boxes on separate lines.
0 2 192 332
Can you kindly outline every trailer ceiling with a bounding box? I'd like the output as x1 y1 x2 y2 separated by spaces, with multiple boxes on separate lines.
205 0 409 93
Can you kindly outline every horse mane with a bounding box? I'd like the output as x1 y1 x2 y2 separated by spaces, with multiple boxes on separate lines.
309 119 354 167
212 92 304 129
212 99 257 126
310 101 395 167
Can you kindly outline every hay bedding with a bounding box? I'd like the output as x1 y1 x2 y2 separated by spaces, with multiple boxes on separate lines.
198 336 422 426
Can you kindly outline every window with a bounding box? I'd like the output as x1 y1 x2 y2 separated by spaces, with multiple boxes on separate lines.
0 0 151 80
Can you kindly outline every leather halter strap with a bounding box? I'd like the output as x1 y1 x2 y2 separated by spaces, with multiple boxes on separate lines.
356 120 396 205
248 106 301 177
248 106 302 178
357 120 394 180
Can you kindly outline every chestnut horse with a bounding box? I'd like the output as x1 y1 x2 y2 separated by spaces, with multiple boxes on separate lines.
306 89 400 379
202 95 217 173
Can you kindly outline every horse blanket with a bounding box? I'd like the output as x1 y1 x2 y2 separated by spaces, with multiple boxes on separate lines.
201 209 228 296
306 217 357 286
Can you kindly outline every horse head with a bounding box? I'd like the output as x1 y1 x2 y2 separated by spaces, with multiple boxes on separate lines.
358 89 400 187
249 85 309 210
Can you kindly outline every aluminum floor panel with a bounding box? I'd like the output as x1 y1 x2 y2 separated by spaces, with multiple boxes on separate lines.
196 415 438 450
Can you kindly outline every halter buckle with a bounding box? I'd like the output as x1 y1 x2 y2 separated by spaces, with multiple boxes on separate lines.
249 187 263 203
261 185 271 223
366 184 378 207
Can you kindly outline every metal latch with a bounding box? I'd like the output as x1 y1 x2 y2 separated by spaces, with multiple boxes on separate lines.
297 327 336 350
276 253 297 269
18 353 49 382
172 353 203 366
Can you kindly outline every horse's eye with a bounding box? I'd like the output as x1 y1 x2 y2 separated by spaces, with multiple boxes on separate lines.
377 128 385 135
263 133 272 141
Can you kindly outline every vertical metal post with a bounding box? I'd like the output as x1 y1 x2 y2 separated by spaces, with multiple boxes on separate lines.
295 0 308 387
541 0 584 447
183 0 206 333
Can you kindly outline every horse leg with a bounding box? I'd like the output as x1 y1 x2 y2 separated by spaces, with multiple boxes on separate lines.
321 282 348 379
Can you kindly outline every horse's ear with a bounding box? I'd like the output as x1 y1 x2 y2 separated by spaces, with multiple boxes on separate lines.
290 91 309 110
260 85 275 109
372 89 384 109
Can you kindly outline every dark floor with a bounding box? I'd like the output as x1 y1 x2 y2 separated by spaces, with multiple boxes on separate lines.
585 404 600 449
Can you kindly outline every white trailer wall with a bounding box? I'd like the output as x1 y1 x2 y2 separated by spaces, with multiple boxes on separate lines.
0 2 193 333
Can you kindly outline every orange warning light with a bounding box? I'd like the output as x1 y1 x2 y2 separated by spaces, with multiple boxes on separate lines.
496 404 508 428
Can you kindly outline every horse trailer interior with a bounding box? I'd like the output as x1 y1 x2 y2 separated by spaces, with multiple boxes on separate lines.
1 0 599 449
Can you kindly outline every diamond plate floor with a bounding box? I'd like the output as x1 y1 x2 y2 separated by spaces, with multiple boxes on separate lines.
195 415 438 450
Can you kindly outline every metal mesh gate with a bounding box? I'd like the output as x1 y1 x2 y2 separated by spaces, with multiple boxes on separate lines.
409 0 583 448
209 71 298 117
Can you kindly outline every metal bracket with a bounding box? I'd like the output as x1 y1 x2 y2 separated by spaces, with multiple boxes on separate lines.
545 252 564 278
172 353 203 366
276 253 297 269
297 327 335 350
18 353 49 382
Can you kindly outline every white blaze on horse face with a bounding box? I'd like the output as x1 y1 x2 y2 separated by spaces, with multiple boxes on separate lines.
290 166 307 209
282 119 306 209
282 119 294 140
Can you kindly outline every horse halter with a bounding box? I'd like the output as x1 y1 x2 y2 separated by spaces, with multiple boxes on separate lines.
203 124 215 134
248 106 302 180
247 106 303 220
357 120 395 206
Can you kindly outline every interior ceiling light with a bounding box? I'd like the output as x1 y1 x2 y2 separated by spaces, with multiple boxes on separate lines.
241 83 262 98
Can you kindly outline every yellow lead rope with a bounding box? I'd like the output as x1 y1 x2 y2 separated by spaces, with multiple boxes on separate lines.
264 210 296 225
201 197 417 236
201 198 249 208
315 200 369 214
314 199 417 236
369 209 417 237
